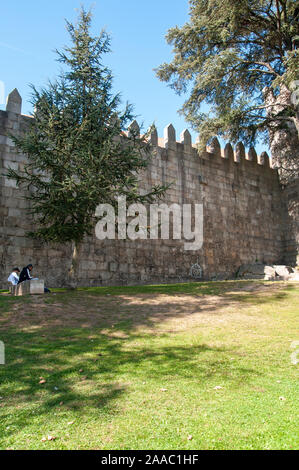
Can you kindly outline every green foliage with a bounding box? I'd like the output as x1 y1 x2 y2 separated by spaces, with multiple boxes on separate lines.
156 0 299 149
6 8 165 244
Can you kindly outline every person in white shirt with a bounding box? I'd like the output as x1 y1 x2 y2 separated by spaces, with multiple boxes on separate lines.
7 268 20 286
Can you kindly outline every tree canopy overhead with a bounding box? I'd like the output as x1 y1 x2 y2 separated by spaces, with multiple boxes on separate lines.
156 0 299 172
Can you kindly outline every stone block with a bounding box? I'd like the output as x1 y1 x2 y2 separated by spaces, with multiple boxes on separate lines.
109 262 118 272
4 177 17 188
273 265 295 280
15 279 44 296
8 208 22 217
9 285 17 295
264 265 276 280
119 263 128 273
3 160 18 170
289 272 299 281
6 89 22 114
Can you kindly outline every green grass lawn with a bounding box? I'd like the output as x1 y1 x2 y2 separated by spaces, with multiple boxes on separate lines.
0 280 298 450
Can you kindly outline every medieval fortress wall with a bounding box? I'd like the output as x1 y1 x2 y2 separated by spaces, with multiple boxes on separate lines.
0 89 297 288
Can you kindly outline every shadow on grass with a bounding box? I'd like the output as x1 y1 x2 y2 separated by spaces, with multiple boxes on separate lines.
0 326 260 437
0 280 295 434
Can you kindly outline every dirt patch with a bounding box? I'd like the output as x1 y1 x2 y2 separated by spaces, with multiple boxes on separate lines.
0 281 296 333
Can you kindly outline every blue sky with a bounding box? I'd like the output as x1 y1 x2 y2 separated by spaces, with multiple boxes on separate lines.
0 0 266 152
0 0 194 141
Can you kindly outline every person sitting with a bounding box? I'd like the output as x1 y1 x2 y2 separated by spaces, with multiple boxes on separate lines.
18 264 51 293
7 267 20 286
18 264 34 284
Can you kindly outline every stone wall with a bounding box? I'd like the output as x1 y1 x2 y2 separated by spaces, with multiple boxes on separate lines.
0 89 296 288
282 180 299 266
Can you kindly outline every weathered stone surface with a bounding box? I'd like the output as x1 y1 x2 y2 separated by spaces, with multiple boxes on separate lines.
0 103 298 288
6 88 22 114
149 126 158 146
209 137 221 156
273 265 294 279
264 265 277 280
180 129 192 148
237 264 296 281
247 147 258 163
15 279 45 296
274 265 293 275
128 120 140 137
289 272 299 281
235 142 245 162
238 264 267 277
164 124 176 149
224 143 234 161
9 285 16 295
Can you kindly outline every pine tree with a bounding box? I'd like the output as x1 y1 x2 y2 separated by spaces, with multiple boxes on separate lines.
156 0 299 183
6 8 166 286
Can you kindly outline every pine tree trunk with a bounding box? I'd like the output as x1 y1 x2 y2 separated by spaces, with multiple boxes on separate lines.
67 241 82 289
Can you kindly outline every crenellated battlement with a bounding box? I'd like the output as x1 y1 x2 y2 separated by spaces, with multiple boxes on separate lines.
126 120 274 171
1 88 273 173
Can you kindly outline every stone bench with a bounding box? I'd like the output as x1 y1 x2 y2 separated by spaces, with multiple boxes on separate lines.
9 285 16 295
11 279 45 296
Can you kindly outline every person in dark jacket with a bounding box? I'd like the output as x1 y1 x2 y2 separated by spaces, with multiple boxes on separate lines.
18 264 33 284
